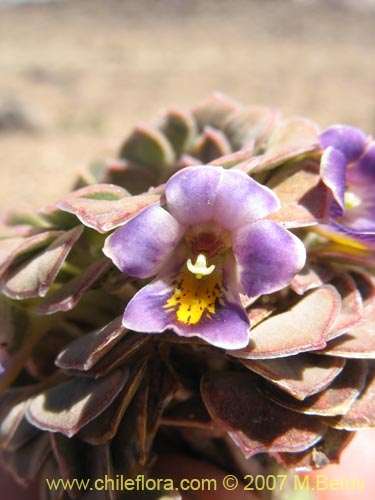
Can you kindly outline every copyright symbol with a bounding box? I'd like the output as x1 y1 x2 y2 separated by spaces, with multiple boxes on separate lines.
223 474 239 491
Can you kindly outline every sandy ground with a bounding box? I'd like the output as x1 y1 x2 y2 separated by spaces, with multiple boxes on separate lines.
0 0 374 213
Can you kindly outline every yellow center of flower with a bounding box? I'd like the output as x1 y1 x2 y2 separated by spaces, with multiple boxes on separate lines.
164 255 222 325
344 191 361 209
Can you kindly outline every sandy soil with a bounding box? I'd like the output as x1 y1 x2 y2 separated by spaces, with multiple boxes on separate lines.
0 0 374 213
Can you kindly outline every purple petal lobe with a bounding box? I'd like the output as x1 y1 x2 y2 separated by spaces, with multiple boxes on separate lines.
356 141 375 181
123 254 250 350
166 165 280 229
319 125 367 161
165 166 222 224
103 205 186 279
212 169 280 230
233 220 306 296
320 147 347 210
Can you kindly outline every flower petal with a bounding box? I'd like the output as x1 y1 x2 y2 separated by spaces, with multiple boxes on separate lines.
103 205 186 279
165 166 222 225
123 254 250 350
166 166 280 229
233 220 306 296
319 125 367 161
212 169 280 230
320 146 347 210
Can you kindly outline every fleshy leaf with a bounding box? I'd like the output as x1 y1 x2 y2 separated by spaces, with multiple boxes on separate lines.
77 360 147 444
350 271 375 314
1 433 50 486
6 416 39 452
26 368 128 437
146 359 179 443
323 362 375 429
266 161 331 228
50 433 87 498
0 226 83 299
247 303 276 327
84 444 115 500
119 123 175 173
201 371 327 458
230 286 341 359
320 318 375 358
223 105 281 151
191 126 231 163
0 373 67 447
161 395 213 429
0 391 30 449
291 262 334 295
315 242 375 267
60 331 150 378
55 316 127 372
253 117 320 172
105 159 159 195
275 428 354 471
241 354 345 400
208 145 255 167
111 381 148 476
264 359 368 417
191 92 240 131
326 273 364 340
37 258 111 315
159 109 197 156
57 185 161 234
0 231 62 277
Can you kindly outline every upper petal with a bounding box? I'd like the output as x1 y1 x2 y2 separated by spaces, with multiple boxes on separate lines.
233 220 306 297
212 168 280 230
103 205 186 279
165 166 222 224
319 125 367 162
166 165 280 229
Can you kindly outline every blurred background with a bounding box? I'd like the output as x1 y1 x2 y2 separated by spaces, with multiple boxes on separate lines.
0 0 374 212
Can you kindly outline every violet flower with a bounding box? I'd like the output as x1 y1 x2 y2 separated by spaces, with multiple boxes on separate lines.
319 125 375 248
104 166 306 349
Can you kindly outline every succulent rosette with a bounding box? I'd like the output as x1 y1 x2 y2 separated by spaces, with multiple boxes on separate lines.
0 94 374 499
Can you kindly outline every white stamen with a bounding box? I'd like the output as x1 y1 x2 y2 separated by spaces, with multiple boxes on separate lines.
344 191 361 209
186 253 215 279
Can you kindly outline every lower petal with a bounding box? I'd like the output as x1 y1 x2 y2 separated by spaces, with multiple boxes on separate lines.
123 254 250 350
233 220 306 297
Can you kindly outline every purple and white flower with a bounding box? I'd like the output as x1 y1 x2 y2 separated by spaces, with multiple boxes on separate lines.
103 166 306 349
319 125 375 248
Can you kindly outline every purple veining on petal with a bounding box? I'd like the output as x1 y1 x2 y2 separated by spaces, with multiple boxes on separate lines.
233 219 306 297
103 205 186 279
